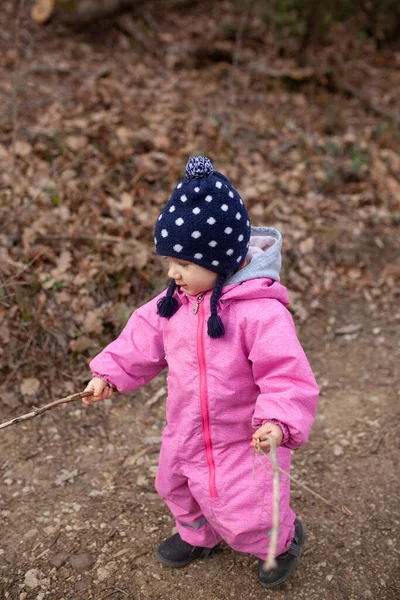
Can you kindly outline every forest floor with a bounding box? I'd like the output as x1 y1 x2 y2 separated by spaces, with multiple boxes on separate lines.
0 1 399 599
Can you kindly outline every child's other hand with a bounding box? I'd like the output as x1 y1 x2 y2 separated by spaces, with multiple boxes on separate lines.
250 422 283 453
82 377 114 406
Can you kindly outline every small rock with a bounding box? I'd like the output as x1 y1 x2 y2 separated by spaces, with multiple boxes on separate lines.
24 528 38 539
24 569 43 589
333 444 343 457
49 551 70 568
143 436 162 445
97 561 116 582
335 324 362 336
75 575 92 591
69 552 95 571
88 489 106 498
19 593 27 600
55 468 78 486
137 475 148 487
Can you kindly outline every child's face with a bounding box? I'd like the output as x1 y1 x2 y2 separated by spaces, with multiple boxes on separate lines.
166 257 219 296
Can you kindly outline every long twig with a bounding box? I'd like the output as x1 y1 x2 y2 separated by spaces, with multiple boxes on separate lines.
253 434 352 569
253 435 280 570
11 0 26 204
215 0 253 158
256 442 352 515
0 391 93 430
265 436 279 570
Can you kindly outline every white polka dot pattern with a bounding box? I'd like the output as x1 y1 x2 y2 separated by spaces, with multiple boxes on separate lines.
154 156 251 276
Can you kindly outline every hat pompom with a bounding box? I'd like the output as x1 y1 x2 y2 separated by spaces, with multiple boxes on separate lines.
157 280 179 319
207 314 225 338
185 156 213 179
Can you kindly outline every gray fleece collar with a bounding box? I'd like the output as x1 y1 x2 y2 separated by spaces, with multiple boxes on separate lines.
225 226 282 285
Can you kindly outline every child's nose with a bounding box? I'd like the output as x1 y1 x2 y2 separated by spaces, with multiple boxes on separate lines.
168 264 180 280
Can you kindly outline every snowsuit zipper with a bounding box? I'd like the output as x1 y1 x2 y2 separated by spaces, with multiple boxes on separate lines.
196 295 218 498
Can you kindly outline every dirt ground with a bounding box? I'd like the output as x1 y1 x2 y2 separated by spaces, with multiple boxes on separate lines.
1 295 400 600
1 1 400 599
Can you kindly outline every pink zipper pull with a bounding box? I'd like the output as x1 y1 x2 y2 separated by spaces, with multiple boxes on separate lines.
192 293 205 315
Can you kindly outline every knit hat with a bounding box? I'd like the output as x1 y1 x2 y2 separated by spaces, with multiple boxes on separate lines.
154 156 251 338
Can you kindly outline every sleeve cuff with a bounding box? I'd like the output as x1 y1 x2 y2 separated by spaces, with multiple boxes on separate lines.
266 419 291 446
91 372 117 389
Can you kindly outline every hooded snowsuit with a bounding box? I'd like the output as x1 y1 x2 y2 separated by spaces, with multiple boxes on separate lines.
90 227 319 560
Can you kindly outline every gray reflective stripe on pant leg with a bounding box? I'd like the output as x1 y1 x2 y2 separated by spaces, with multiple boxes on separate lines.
178 516 207 530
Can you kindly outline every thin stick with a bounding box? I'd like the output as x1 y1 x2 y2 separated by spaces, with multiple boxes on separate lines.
215 0 253 158
11 0 26 204
278 467 344 513
257 442 352 515
0 391 93 430
264 435 279 570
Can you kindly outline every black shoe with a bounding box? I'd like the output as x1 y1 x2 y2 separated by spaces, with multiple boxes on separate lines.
155 533 221 568
258 519 306 588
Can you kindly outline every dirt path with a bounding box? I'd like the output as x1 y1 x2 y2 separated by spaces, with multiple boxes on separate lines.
1 297 399 600
1 1 400 598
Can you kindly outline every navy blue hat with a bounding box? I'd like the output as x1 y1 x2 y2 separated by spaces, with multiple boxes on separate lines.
154 156 251 338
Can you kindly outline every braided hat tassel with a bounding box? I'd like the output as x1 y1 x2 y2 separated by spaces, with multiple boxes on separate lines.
207 274 226 338
157 280 179 318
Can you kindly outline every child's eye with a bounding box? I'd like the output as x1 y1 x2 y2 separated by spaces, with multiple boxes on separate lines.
178 262 188 267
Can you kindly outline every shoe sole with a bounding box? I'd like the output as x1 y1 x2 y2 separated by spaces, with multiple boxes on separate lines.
155 544 221 568
259 520 307 589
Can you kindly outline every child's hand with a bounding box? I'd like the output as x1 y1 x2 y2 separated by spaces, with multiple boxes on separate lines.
82 377 114 406
250 422 283 453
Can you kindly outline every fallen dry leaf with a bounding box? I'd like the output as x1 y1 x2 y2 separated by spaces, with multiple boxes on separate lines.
64 135 88 152
20 377 41 396
82 311 103 335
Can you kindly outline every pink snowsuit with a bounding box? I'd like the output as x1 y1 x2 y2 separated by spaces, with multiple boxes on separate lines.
90 229 319 560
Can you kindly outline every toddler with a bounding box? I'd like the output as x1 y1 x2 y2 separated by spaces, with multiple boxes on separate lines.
84 156 319 588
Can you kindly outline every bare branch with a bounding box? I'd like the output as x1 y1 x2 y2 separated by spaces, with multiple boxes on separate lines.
263 435 280 570
0 391 93 430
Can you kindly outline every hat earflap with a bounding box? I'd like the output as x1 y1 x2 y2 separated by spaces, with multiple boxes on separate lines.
207 274 226 339
157 280 179 319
